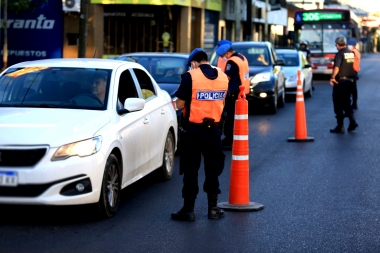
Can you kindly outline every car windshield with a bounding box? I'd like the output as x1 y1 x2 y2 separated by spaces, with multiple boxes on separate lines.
123 56 188 83
211 46 271 67
0 67 112 110
276 53 299 67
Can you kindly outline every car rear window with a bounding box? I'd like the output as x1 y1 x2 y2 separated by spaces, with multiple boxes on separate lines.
276 53 300 67
124 56 188 84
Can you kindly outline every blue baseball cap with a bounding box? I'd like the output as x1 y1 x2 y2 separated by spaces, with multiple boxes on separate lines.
216 43 231 56
188 48 207 66
217 39 232 47
347 39 357 46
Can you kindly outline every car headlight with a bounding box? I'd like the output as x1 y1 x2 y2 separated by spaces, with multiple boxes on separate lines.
250 72 271 86
287 75 297 82
52 136 102 161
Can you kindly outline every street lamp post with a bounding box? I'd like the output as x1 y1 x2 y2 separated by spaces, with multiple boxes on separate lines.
264 0 268 42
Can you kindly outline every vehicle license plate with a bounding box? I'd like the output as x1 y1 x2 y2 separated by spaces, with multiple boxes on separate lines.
0 171 18 187
318 66 327 69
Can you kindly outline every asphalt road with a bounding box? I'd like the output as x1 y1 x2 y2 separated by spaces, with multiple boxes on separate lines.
1 54 380 253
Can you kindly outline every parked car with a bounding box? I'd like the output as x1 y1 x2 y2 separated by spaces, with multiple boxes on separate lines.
0 58 178 218
210 42 286 114
276 49 313 99
115 52 189 104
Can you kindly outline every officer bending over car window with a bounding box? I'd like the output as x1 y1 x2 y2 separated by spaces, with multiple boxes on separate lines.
171 48 228 221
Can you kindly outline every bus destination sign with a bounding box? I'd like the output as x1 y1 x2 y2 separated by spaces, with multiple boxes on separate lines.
295 11 349 23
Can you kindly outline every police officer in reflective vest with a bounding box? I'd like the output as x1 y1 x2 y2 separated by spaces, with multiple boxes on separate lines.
330 37 358 133
216 40 250 150
347 39 361 109
171 48 228 221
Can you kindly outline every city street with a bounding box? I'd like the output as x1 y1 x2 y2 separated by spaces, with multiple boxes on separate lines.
1 53 380 253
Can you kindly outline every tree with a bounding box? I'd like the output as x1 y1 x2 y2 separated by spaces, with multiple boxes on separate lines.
1 0 47 69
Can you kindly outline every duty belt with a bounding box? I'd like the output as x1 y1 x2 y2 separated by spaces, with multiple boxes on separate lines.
339 77 355 82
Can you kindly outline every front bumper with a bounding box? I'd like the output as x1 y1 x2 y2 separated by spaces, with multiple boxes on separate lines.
0 148 106 205
246 81 276 106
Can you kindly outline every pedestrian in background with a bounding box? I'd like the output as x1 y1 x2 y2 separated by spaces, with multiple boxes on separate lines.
171 48 228 221
347 39 361 109
216 40 250 150
330 37 358 133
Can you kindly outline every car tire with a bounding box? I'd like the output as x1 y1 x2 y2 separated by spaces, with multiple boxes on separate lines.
161 131 175 180
268 92 278 114
277 88 285 108
305 79 313 98
98 154 121 218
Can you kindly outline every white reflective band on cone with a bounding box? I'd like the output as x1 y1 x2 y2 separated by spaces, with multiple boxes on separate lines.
232 155 249 160
296 92 303 95
296 98 304 102
233 135 249 140
235 114 248 120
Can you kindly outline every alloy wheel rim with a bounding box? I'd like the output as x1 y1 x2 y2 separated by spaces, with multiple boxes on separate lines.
164 136 174 173
107 163 119 208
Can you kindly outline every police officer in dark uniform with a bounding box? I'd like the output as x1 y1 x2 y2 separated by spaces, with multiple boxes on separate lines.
216 40 250 150
330 37 358 133
171 48 228 221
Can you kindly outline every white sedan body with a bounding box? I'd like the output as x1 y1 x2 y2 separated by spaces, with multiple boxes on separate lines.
0 59 177 208
276 49 313 97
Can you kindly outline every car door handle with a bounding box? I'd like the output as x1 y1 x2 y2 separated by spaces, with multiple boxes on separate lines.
161 108 166 114
143 117 149 124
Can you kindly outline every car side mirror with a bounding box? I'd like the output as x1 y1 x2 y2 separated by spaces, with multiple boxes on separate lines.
304 64 311 68
117 98 145 115
275 59 285 66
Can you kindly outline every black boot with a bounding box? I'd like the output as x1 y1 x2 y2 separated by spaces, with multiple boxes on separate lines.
171 198 195 221
330 125 345 133
330 116 345 133
207 195 225 220
348 115 358 132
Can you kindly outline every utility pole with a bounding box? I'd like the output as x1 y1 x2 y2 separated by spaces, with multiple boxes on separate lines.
235 0 241 41
246 0 252 41
2 0 7 70
264 0 268 42
78 0 88 58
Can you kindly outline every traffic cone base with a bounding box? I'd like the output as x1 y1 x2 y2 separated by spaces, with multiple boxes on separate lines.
288 136 314 142
218 202 264 212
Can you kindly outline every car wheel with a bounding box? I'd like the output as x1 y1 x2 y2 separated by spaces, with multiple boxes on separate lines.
305 79 313 98
268 92 277 114
98 154 121 218
277 88 285 108
161 131 175 180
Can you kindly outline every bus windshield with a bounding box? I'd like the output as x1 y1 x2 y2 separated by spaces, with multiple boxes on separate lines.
298 24 351 54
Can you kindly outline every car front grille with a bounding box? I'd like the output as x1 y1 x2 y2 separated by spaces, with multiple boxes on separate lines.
0 148 47 167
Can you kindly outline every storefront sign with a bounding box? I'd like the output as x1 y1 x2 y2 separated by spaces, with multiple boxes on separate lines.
92 0 221 11
0 0 63 68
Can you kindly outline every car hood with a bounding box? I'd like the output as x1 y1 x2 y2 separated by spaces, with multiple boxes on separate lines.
157 83 179 98
282 66 301 78
249 66 272 76
0 108 110 147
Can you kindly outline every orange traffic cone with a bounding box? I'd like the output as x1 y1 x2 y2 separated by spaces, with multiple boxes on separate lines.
218 86 264 211
288 70 314 142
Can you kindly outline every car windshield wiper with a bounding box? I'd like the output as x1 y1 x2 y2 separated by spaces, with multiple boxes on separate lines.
12 103 59 108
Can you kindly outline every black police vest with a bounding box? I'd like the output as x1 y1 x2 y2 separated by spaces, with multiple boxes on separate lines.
335 48 356 79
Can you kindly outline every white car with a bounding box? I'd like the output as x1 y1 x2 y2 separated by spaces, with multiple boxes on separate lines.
0 58 177 218
276 49 313 98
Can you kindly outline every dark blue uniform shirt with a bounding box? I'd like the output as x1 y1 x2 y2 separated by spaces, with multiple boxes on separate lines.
225 52 245 94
